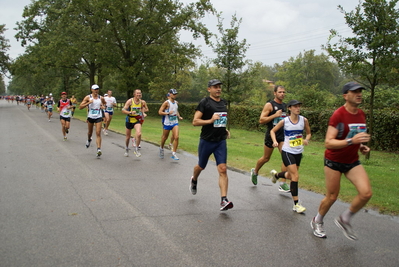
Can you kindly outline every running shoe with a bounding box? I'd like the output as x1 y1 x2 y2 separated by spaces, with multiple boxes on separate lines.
85 138 92 148
159 147 164 159
168 143 173 150
63 137 67 141
270 169 278 184
293 203 306 213
334 216 358 241
278 183 290 192
124 148 129 157
104 130 108 136
171 154 179 160
97 149 102 157
220 200 234 211
189 176 197 195
250 168 258 185
138 145 141 149
133 146 141 157
311 217 326 238
48 119 51 122
65 128 69 134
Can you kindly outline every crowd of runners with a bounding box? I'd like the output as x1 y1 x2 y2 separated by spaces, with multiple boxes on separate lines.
2 80 372 241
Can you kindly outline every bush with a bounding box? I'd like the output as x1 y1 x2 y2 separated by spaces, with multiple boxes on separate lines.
147 102 399 151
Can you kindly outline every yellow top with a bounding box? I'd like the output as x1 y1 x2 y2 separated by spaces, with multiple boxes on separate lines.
127 99 143 123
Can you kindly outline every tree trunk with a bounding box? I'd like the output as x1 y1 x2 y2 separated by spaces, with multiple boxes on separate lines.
366 85 376 160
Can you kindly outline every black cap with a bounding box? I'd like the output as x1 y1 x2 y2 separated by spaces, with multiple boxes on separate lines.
169 89 178 95
288 99 302 107
342 82 365 94
208 79 222 87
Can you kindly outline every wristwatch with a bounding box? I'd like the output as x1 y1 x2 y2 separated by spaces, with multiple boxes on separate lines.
346 138 353 146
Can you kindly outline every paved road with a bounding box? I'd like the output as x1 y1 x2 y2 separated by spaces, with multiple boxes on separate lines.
1 101 398 267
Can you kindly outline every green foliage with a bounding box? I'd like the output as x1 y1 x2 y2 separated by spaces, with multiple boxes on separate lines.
13 0 216 99
0 75 5 95
274 50 343 94
213 14 249 103
371 108 399 151
239 62 277 106
0 24 11 76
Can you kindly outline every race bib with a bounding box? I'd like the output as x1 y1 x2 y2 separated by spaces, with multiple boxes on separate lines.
106 106 113 111
89 109 100 115
213 112 227 128
63 111 70 116
347 124 367 138
273 112 287 126
289 134 303 147
169 115 178 124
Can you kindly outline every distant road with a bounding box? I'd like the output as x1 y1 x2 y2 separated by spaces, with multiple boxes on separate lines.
0 100 398 267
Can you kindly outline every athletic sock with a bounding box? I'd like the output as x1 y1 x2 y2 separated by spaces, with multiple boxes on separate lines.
315 213 324 223
277 172 286 178
221 196 228 202
340 209 355 224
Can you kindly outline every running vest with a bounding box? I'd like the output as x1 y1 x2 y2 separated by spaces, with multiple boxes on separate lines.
126 99 143 123
104 96 116 112
162 100 178 126
59 99 71 118
46 100 54 110
282 115 305 155
87 94 102 119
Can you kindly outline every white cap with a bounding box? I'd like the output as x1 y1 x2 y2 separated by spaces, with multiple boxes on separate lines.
49 93 52 96
91 84 100 90
104 94 108 97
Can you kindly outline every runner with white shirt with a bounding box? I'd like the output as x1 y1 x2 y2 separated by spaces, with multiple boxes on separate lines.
103 90 117 135
158 89 183 160
79 84 106 157
270 99 312 213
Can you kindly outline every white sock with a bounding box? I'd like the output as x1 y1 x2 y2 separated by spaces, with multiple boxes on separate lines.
315 213 324 223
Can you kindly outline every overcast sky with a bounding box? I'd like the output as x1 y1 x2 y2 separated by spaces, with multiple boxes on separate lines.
1 0 361 83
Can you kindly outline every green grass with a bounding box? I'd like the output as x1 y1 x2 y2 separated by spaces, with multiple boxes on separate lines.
73 109 399 215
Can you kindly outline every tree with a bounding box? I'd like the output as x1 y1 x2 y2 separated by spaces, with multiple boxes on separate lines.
0 24 11 78
325 0 399 157
213 13 249 130
238 61 277 106
15 0 216 98
275 50 342 95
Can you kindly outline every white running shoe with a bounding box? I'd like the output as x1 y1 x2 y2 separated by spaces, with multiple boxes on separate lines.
171 153 179 160
311 217 326 238
293 203 306 213
270 169 278 183
85 138 92 148
133 146 141 157
159 147 164 159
